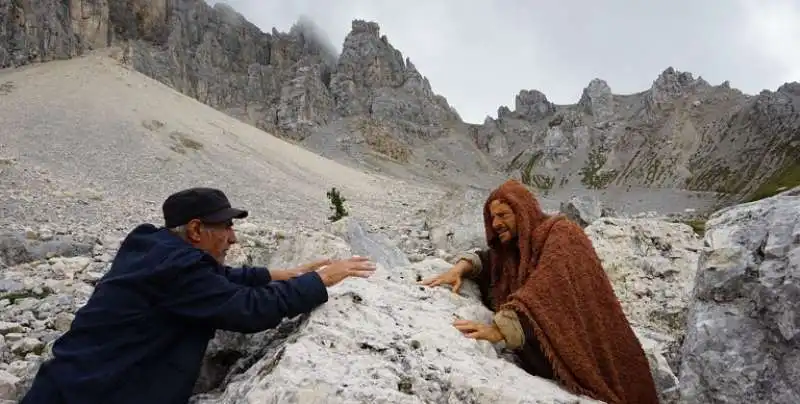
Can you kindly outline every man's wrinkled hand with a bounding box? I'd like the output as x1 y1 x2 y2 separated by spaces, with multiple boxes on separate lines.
419 266 466 294
453 319 505 343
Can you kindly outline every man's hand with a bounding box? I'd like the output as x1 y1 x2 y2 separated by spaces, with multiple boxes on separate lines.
453 319 505 343
316 256 376 286
418 260 471 294
270 258 332 281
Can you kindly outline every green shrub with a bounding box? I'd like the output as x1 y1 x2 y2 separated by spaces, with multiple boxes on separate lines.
326 187 349 222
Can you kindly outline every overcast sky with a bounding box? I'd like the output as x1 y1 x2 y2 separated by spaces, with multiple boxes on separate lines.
209 0 800 124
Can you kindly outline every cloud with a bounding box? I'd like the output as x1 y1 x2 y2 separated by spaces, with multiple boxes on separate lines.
738 0 800 86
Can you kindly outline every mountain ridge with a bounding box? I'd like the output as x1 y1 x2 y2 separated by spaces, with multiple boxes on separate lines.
1 0 797 206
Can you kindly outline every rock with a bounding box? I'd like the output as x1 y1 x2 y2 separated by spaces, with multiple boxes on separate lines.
10 338 42 356
0 369 21 402
559 195 603 228
424 187 487 254
0 234 35 268
678 190 800 403
330 20 459 141
634 329 680 404
512 90 556 122
192 255 597 403
327 217 410 269
578 79 614 119
193 222 597 402
0 323 23 335
645 67 709 110
0 232 95 268
585 218 702 370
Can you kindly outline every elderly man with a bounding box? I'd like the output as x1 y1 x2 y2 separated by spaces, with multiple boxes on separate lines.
21 187 376 404
420 180 658 404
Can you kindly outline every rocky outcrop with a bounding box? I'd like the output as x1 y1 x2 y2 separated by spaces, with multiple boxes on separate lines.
124 1 338 141
0 218 603 403
585 217 702 385
678 186 800 403
195 221 599 403
578 79 614 119
1 0 105 68
330 21 460 142
475 67 800 202
559 195 604 228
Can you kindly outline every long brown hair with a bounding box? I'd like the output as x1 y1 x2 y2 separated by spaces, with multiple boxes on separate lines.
482 179 549 307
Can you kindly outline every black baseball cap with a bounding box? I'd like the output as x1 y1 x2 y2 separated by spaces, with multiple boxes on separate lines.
162 187 248 228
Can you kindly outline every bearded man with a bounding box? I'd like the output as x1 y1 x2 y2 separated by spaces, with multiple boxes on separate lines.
420 179 659 404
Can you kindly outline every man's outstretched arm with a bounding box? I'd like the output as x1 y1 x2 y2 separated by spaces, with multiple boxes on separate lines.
163 260 328 333
222 258 332 285
220 265 272 286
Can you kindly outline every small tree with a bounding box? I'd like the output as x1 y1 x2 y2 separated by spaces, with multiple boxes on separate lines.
326 187 349 222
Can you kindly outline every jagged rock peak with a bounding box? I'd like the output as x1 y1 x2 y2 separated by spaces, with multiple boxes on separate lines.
328 19 460 133
514 89 556 121
645 67 710 111
778 82 800 96
351 19 381 35
651 67 710 94
578 78 614 118
212 2 244 22
405 57 418 72
288 15 339 65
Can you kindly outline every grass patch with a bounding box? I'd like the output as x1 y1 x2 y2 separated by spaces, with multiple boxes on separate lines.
745 159 800 202
579 145 617 189
169 131 204 154
682 219 707 236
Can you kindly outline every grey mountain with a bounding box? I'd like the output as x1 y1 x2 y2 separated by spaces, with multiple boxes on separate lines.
3 0 796 204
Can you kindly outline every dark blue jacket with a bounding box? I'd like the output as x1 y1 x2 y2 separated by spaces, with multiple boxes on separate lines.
20 224 328 404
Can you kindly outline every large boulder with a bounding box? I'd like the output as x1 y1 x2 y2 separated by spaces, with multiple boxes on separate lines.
585 218 703 404
194 219 596 403
678 187 800 403
559 195 603 228
585 218 702 340
192 258 597 403
424 186 488 255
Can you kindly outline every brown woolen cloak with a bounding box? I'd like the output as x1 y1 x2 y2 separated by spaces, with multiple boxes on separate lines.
482 179 659 404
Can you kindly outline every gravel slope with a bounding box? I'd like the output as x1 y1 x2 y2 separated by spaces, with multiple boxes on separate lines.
0 54 444 236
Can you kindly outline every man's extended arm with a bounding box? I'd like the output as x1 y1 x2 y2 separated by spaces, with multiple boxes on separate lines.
162 259 328 333
222 265 311 286
220 265 272 286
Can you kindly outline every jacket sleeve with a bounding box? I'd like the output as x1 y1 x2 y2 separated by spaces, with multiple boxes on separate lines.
159 259 328 333
220 265 272 287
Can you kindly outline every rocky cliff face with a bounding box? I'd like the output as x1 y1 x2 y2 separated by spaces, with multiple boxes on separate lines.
475 68 800 202
1 0 460 147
